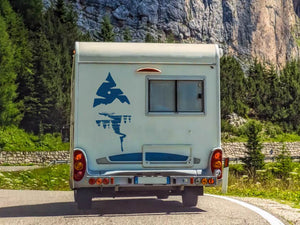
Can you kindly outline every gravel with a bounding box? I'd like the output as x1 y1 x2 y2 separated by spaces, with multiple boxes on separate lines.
233 197 300 225
0 166 41 172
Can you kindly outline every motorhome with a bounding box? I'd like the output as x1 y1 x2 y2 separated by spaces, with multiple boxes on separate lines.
70 42 223 209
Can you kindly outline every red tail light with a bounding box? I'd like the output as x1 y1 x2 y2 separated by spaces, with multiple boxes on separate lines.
103 178 109 185
89 178 96 185
73 150 86 181
211 149 222 179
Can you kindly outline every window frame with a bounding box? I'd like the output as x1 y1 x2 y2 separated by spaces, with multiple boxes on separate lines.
146 76 206 116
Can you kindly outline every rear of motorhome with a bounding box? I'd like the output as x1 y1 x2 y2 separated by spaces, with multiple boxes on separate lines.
70 42 223 209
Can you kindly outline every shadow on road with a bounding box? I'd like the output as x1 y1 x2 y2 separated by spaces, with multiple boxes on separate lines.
0 198 205 218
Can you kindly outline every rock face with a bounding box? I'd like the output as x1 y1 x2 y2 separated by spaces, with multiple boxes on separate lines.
64 0 299 67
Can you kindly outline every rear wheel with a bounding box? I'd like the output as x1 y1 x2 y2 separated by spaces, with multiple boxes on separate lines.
157 195 169 199
182 187 199 207
76 189 92 210
74 190 78 203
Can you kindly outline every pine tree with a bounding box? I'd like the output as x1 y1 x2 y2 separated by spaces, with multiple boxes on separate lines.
28 0 86 133
279 60 300 131
0 0 35 131
123 27 131 42
8 0 43 31
29 0 77 133
275 145 293 181
241 120 265 179
246 59 267 118
220 56 248 118
166 33 175 43
145 33 155 43
98 16 115 42
31 30 57 134
0 16 22 126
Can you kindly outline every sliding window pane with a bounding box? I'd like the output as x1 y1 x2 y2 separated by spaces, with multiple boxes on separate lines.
177 80 204 112
149 80 175 112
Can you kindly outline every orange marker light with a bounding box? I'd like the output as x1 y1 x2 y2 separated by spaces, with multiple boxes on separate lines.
208 178 215 184
74 161 84 171
201 178 208 185
96 178 102 185
213 161 222 169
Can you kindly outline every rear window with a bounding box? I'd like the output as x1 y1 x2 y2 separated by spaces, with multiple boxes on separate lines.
148 78 204 114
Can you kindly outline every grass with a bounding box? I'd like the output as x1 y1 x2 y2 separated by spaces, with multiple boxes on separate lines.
206 163 300 209
0 126 69 151
0 163 35 166
0 164 70 191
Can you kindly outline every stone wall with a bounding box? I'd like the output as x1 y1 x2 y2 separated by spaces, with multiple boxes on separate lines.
0 151 69 165
0 142 299 165
223 142 300 158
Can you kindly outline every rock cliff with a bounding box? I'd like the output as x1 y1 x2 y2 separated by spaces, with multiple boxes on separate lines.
61 0 300 67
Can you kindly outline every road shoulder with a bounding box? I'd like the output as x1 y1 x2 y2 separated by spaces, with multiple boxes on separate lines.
232 196 300 225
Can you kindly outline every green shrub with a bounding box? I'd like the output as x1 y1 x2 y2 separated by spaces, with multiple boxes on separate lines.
264 122 283 138
0 126 68 151
297 126 300 136
229 164 245 176
273 146 293 180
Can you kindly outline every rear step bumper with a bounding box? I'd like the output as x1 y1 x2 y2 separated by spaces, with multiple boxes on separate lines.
74 186 204 198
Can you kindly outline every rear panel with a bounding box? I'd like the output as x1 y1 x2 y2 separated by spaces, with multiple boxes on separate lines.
74 63 220 172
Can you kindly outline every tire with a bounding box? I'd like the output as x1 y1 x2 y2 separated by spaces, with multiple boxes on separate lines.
182 187 198 207
76 189 92 210
74 190 78 203
157 195 169 199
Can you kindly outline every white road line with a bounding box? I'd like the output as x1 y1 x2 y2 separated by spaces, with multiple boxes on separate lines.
206 194 285 225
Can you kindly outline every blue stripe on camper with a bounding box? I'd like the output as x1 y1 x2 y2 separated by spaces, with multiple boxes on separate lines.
109 153 142 162
146 153 188 161
109 153 188 162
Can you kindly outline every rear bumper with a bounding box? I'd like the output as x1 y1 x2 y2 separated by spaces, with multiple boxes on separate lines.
74 186 204 198
71 169 221 189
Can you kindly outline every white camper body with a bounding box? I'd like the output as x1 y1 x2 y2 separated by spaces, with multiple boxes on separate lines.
70 42 223 209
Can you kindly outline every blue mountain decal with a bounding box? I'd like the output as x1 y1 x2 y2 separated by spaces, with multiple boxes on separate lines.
93 73 130 107
93 73 131 152
96 113 132 152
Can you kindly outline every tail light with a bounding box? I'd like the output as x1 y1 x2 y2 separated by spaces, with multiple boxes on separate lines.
73 150 86 181
211 149 222 179
89 178 96 185
103 178 110 185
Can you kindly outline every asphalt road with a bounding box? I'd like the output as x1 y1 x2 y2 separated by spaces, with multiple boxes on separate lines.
0 190 284 225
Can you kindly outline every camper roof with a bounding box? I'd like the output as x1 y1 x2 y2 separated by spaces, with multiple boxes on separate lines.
75 42 221 65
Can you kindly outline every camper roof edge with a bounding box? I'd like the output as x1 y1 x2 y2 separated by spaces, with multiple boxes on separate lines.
75 42 221 65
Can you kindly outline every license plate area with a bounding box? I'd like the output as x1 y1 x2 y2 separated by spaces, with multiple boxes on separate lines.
134 176 170 184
